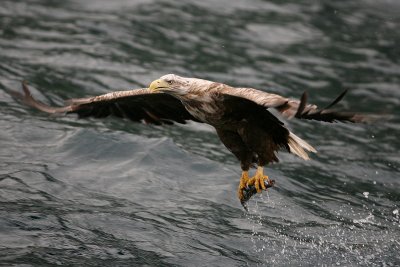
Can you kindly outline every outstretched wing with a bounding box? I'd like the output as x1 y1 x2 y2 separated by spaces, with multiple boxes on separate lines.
13 82 198 125
223 87 370 123
275 90 372 123
289 90 370 123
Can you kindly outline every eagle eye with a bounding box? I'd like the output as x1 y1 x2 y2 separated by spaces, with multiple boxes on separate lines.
166 79 173 85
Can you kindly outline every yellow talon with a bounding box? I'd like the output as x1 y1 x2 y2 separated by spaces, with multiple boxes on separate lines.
247 166 269 193
237 171 249 201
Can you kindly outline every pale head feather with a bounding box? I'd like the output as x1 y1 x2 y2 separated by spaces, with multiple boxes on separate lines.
158 74 214 97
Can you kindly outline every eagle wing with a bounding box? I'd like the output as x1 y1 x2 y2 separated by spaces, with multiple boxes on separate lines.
222 87 370 123
217 93 316 161
14 82 198 125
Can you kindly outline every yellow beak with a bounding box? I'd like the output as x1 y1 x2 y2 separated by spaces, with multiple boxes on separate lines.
149 79 170 92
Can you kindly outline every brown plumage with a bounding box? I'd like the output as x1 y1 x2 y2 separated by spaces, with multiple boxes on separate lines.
14 83 197 125
13 74 371 209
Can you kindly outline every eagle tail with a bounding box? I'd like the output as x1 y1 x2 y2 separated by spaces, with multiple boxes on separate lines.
287 132 317 160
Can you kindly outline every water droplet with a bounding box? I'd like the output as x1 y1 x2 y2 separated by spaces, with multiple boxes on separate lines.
373 181 376 184
393 209 399 215
363 192 369 198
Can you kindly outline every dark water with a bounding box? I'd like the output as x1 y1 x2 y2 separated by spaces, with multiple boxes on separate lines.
1 0 399 266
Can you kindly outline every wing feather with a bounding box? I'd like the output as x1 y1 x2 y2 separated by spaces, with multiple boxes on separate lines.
14 82 198 125
221 86 370 123
292 90 371 123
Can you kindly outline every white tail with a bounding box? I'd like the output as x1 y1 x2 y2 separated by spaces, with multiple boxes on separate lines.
287 132 317 160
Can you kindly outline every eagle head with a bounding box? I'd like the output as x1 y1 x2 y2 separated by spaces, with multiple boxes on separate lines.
149 74 191 96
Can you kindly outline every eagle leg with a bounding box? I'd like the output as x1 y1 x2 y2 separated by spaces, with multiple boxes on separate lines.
237 171 250 201
247 166 269 193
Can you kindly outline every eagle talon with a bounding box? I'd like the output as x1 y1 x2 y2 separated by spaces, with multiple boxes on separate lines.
237 171 250 202
247 167 269 193
239 166 275 210
240 179 275 211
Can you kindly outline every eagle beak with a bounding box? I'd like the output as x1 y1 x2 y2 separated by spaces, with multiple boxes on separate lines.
149 79 169 92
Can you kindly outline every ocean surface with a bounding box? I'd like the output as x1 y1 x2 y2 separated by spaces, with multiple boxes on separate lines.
0 0 399 266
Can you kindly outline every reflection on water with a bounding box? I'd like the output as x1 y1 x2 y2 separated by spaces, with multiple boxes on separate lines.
0 0 399 266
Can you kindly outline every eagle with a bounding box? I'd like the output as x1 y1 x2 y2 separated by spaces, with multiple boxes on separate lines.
14 74 370 209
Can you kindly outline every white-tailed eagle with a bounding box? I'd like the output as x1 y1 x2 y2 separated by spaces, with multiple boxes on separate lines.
14 74 371 209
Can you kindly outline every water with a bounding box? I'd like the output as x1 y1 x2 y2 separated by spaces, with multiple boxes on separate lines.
1 0 399 266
